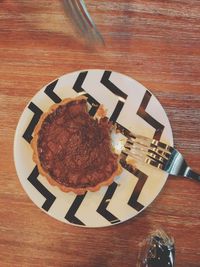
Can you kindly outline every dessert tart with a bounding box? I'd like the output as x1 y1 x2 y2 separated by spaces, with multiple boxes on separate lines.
31 96 121 195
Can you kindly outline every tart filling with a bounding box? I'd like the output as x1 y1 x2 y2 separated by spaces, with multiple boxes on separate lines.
31 96 121 194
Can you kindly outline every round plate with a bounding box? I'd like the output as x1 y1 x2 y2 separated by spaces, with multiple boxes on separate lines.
14 70 173 227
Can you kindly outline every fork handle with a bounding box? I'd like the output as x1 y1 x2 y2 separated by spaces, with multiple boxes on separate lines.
185 168 200 182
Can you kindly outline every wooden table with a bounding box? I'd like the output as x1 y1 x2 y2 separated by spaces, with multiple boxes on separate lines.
1 1 200 266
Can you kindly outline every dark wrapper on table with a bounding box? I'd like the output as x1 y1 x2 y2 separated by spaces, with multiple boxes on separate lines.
138 229 175 267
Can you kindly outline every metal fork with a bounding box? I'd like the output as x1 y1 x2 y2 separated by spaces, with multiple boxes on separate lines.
63 0 104 44
122 134 200 182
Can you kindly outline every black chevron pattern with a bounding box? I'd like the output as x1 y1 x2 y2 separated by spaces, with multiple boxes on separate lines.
73 71 88 93
73 71 100 116
44 79 61 103
109 100 124 123
22 102 43 143
120 153 146 211
101 71 128 123
65 193 87 226
27 166 56 211
97 182 120 224
137 90 164 140
127 168 147 211
101 71 128 100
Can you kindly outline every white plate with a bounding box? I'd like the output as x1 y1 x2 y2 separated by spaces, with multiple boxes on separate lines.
14 70 173 227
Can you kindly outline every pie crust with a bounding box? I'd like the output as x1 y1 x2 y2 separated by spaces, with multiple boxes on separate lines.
31 96 121 195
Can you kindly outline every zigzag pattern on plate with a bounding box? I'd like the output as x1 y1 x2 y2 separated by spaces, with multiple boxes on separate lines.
137 90 164 140
65 193 87 226
73 71 100 116
22 102 43 143
97 182 121 224
44 79 61 103
27 166 56 211
101 71 128 123
120 153 147 211
22 70 166 226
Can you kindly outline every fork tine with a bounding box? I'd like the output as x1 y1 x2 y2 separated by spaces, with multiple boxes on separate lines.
123 145 164 170
125 141 148 152
126 139 171 160
134 135 173 153
123 135 173 169
145 157 164 170
128 136 151 148
124 143 167 165
151 139 174 153
148 146 171 160
123 147 146 162
147 151 168 164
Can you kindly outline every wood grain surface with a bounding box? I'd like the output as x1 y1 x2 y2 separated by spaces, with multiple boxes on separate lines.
0 1 200 266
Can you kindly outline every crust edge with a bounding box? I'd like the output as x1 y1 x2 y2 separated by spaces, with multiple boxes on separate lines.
31 96 122 195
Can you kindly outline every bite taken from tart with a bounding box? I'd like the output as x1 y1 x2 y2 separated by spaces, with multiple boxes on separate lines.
31 96 122 195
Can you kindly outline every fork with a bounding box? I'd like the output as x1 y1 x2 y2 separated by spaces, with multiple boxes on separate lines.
122 134 200 182
63 0 104 44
